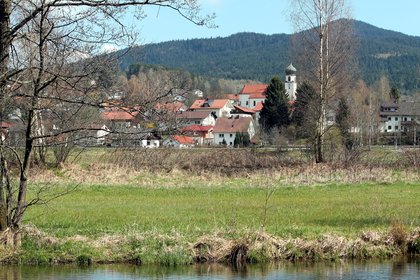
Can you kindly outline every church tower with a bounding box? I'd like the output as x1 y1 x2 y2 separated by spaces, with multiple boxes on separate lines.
285 63 297 101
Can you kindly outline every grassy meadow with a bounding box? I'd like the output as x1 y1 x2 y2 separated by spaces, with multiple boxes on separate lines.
4 147 420 264
26 181 420 239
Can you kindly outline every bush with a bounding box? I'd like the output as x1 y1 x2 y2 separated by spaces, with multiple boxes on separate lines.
389 221 408 252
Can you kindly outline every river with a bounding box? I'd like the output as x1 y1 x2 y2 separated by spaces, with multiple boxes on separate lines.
0 258 419 279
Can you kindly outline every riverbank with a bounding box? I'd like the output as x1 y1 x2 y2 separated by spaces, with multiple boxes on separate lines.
1 225 419 265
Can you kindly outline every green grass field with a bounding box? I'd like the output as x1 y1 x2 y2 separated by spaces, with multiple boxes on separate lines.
11 147 420 264
25 180 420 239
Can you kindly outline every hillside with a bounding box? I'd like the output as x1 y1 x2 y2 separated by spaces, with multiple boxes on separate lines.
118 20 420 94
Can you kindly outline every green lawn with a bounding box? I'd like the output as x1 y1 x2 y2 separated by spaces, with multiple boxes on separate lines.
25 181 420 239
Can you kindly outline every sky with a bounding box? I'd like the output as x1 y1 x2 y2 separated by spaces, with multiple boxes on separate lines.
129 0 420 45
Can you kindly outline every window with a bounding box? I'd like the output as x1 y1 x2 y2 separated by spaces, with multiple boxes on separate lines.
395 117 398 121
246 101 249 106
388 126 392 130
230 134 233 137
388 117 391 121
395 126 399 130
288 77 291 82
195 121 200 124
404 117 408 121
230 142 233 146
219 134 224 138
253 101 256 106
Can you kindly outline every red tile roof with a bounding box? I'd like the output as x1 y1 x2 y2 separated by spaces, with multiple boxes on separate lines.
239 84 268 99
181 125 213 132
100 109 139 121
233 105 256 114
213 116 253 133
173 135 195 145
190 99 230 110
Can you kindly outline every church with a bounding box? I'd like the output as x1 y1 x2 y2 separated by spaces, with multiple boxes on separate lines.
238 63 297 109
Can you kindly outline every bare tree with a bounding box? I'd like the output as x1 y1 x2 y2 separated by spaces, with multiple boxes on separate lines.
291 0 354 162
0 0 213 246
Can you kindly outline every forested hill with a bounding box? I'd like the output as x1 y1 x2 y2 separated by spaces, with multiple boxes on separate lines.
118 20 420 94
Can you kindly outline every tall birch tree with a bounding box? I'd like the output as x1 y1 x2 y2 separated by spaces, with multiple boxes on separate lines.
291 0 354 163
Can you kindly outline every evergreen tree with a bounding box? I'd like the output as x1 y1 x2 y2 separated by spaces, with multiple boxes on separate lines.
291 82 319 138
389 87 401 103
259 76 290 132
336 97 352 149
234 132 250 147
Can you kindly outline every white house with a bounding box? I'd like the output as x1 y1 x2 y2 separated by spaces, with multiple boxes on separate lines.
189 99 233 118
163 135 195 148
177 111 216 126
96 125 111 145
213 115 255 147
181 125 214 145
379 101 420 133
141 138 160 148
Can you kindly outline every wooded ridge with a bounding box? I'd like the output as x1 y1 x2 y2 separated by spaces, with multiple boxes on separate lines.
117 20 420 94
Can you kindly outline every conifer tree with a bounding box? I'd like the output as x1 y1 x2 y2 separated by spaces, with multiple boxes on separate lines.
389 87 401 103
336 97 352 149
291 82 320 139
259 76 290 132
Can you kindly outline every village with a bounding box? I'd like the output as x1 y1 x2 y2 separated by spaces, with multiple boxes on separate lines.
2 64 420 149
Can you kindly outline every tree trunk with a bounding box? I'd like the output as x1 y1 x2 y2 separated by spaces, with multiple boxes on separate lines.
315 133 323 163
0 0 11 91
316 0 325 163
13 126 33 228
0 0 11 233
0 155 8 231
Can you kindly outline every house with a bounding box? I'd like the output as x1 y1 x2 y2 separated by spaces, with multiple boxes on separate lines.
177 110 216 126
106 127 161 147
238 84 267 109
141 133 161 148
192 89 204 98
213 115 256 147
379 101 420 134
181 124 214 145
73 124 111 146
163 135 195 148
231 105 257 117
189 98 233 118
100 108 140 130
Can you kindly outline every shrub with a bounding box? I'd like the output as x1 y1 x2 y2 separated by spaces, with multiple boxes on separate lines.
389 220 408 252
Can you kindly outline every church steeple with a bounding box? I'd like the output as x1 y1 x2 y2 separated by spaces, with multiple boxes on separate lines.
285 63 297 101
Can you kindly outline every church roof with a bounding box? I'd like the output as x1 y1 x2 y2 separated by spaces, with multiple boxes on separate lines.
239 84 268 98
286 63 297 75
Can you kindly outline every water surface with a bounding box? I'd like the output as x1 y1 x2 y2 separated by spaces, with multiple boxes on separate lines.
1 259 419 279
